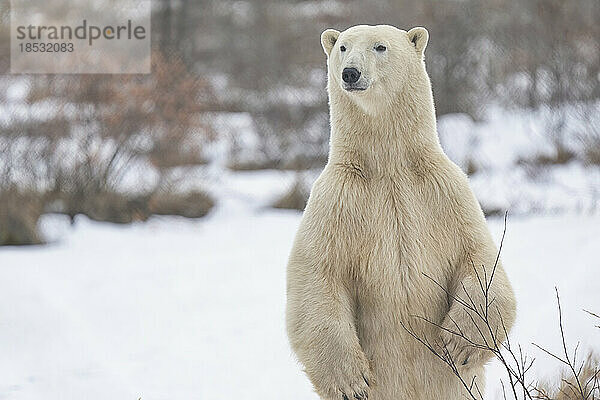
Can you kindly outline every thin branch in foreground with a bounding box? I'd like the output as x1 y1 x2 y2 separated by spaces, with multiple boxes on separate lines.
583 310 600 329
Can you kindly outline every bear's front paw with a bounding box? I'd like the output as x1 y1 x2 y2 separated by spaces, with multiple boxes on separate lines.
313 356 373 400
439 329 484 369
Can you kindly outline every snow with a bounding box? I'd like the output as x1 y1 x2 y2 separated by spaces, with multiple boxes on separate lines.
438 104 600 215
5 78 30 103
438 104 600 172
204 112 263 168
1 170 599 400
471 163 600 215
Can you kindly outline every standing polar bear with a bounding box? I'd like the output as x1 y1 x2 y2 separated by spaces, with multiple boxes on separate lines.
286 25 516 400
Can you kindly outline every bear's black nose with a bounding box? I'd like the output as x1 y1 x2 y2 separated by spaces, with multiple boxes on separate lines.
342 67 361 84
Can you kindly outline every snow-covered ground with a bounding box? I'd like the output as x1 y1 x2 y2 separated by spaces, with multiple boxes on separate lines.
438 105 600 216
1 171 599 400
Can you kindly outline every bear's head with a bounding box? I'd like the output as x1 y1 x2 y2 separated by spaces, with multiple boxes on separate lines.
321 25 429 115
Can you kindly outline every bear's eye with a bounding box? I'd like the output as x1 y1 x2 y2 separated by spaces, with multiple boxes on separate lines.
375 44 387 52
340 45 346 52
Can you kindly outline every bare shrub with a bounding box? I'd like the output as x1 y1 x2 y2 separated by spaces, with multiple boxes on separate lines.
530 293 600 400
574 106 600 166
37 51 213 202
401 214 600 400
535 352 599 400
534 108 576 166
0 50 215 239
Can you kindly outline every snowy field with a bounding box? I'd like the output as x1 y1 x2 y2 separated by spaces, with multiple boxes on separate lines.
1 170 599 400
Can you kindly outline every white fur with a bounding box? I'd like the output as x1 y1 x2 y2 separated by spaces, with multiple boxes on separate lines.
286 25 516 400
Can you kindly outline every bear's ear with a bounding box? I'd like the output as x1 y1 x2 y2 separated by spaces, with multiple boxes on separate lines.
321 29 340 56
407 27 429 58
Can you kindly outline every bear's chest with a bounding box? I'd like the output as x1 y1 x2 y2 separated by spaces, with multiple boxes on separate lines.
314 166 458 288
328 167 423 231
321 169 415 260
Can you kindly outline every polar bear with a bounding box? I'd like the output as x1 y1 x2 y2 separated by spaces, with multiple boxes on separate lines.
286 25 516 400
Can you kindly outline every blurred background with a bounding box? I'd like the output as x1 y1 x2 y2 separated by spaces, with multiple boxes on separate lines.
0 1 598 399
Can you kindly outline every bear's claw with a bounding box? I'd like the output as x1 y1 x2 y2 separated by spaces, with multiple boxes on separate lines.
334 374 371 400
341 390 368 400
362 374 370 387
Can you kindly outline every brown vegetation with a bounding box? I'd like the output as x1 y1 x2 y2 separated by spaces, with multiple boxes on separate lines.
149 191 214 219
0 190 44 246
271 177 309 211
0 51 215 244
